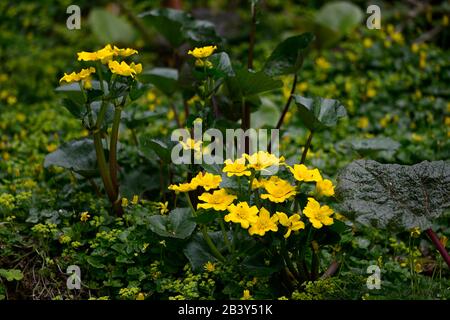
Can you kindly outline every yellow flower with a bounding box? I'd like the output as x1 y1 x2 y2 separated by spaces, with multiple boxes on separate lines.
316 179 335 197
288 164 322 183
297 82 308 92
245 151 284 172
80 211 90 222
191 171 222 191
357 117 369 129
411 43 419 53
225 202 259 229
121 197 129 206
59 67 96 83
410 227 421 238
363 38 373 48
241 290 252 300
248 208 278 236
276 212 305 238
444 116 450 127
419 52 426 69
197 189 237 211
260 176 296 203
366 88 377 98
315 57 330 70
136 293 145 300
188 45 217 59
303 197 334 229
251 178 267 190
168 182 198 193
223 159 251 177
113 46 138 57
414 262 422 273
179 138 202 151
77 44 115 63
131 195 139 205
390 32 404 44
108 60 142 77
158 201 169 214
204 261 216 272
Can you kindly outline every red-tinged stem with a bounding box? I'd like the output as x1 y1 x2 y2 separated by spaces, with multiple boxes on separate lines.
300 130 314 164
426 228 450 268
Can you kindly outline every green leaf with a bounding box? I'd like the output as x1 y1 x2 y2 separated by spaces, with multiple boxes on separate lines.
184 231 227 272
88 8 136 45
55 83 84 105
292 95 347 131
209 52 235 77
139 135 172 163
148 208 196 239
314 1 363 35
349 137 400 157
44 138 97 177
183 19 221 45
0 269 24 281
140 8 189 47
263 33 315 76
86 256 106 269
129 82 151 101
336 160 450 231
61 98 85 118
241 250 283 276
140 68 178 95
226 69 283 100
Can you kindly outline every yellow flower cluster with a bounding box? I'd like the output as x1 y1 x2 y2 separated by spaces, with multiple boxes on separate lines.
60 67 95 84
188 45 217 69
60 44 142 84
168 151 336 236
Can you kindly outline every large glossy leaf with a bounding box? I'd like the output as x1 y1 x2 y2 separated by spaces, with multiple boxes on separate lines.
148 208 196 239
139 135 172 163
349 137 400 157
140 8 189 47
292 95 347 131
55 82 84 105
336 160 450 231
263 33 315 76
183 231 227 272
226 69 283 100
139 68 178 96
314 1 363 35
88 8 137 44
44 138 97 177
209 52 234 77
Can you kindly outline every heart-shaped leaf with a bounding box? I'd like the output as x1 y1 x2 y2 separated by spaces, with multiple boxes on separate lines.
314 1 363 35
263 33 315 76
44 138 97 177
292 95 347 131
226 69 283 100
140 8 190 47
89 8 137 45
183 231 227 272
336 160 450 231
148 208 196 239
140 68 178 96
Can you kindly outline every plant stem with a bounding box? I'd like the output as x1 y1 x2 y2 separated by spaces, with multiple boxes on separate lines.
300 130 314 164
219 220 233 254
185 193 225 262
93 131 116 203
242 2 257 135
426 228 450 268
109 106 122 194
276 74 297 130
280 240 301 282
